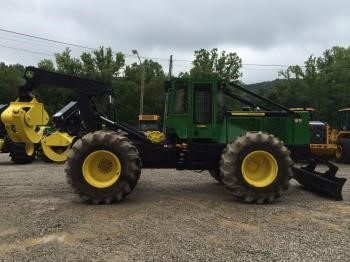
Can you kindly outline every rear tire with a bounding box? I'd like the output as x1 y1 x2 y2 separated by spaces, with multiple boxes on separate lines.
335 138 350 164
65 130 141 204
220 132 292 204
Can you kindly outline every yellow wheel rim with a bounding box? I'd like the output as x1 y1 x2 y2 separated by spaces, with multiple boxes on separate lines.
82 150 121 188
336 145 343 159
241 150 278 188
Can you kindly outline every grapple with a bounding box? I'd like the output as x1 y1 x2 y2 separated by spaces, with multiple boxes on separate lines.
0 98 49 155
40 131 74 162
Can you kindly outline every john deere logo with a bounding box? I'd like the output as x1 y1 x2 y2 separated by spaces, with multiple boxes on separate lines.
25 71 34 79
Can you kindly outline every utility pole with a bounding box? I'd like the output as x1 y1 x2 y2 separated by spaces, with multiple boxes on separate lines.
168 54 173 80
132 49 145 116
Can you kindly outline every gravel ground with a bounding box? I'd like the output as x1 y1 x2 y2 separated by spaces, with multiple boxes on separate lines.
0 153 349 261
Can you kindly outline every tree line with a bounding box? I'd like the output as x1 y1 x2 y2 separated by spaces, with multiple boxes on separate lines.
259 46 350 126
0 46 349 126
0 47 241 125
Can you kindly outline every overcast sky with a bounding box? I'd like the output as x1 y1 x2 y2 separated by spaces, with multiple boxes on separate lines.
0 0 349 83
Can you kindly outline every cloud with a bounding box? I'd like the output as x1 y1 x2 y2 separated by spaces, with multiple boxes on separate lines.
0 0 349 83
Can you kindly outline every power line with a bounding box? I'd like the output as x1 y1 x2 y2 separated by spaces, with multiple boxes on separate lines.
0 44 54 57
0 27 140 59
0 27 95 51
172 59 300 68
243 63 296 68
243 68 284 71
0 27 312 69
0 42 304 72
0 35 80 53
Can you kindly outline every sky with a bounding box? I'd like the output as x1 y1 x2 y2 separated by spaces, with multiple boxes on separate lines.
0 0 349 83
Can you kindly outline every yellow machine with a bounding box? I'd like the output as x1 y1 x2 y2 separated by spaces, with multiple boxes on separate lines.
330 108 350 163
309 122 337 157
138 114 161 131
138 114 165 143
138 115 165 143
40 131 74 162
37 101 79 162
1 98 49 157
0 97 76 163
304 108 350 163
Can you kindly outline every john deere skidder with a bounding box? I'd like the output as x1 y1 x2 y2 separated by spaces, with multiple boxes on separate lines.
2 67 346 204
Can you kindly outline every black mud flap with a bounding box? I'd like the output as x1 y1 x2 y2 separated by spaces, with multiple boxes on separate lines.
292 160 347 200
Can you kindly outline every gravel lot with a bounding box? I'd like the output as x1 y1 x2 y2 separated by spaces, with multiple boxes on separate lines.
0 153 349 261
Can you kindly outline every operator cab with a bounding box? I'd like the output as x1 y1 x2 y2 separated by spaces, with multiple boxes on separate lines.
338 108 350 131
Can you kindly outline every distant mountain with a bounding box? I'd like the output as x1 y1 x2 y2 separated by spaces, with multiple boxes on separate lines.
244 79 286 91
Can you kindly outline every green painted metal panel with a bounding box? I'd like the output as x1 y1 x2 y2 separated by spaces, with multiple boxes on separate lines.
164 78 311 147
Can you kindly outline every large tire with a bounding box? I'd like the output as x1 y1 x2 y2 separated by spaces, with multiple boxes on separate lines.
335 138 350 164
220 132 292 204
9 142 36 164
65 130 141 204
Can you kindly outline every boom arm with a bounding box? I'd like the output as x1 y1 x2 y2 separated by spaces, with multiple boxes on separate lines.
23 66 112 97
20 67 148 140
22 67 113 132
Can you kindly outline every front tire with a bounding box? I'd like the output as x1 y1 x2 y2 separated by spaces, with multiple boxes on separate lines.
65 131 141 204
220 132 292 204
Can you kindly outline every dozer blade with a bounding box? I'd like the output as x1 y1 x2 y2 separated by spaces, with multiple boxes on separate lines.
292 160 346 200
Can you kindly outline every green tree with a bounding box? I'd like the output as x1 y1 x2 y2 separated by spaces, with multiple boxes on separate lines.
37 59 55 71
268 46 350 124
35 47 167 124
81 47 125 82
125 59 166 118
112 80 139 123
0 63 24 104
55 48 82 76
189 48 242 82
35 47 127 115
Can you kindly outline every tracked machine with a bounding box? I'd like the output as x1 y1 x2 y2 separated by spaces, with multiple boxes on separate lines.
2 67 346 203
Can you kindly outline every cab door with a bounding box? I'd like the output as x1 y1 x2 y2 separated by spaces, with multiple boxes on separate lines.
191 82 216 140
